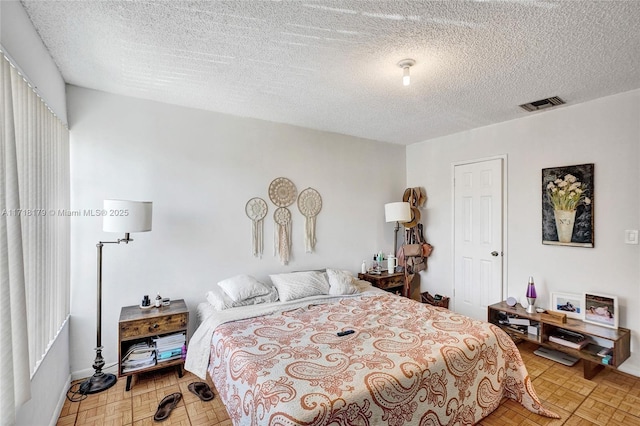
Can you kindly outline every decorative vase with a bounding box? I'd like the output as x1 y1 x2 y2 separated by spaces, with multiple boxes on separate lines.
553 209 576 243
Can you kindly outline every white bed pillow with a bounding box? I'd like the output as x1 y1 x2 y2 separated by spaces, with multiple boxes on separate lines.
269 271 330 302
326 269 360 295
216 274 270 302
206 285 233 310
197 301 217 321
206 283 278 311
353 278 375 292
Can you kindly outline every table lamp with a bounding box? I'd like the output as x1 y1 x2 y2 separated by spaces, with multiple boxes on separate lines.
385 202 411 257
526 276 537 314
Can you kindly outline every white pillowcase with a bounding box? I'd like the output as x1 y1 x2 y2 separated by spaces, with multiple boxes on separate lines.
326 269 360 295
206 284 278 311
197 301 216 321
216 275 270 302
352 279 375 292
269 271 330 302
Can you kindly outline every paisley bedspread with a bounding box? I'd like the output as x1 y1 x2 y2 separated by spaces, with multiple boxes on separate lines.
206 292 559 425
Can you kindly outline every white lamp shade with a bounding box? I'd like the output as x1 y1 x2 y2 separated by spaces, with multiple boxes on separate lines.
103 200 152 233
385 202 411 223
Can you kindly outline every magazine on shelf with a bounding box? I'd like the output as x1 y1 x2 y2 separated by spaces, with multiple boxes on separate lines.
121 341 156 373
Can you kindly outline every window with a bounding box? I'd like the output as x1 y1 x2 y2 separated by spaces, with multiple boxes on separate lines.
1 51 70 419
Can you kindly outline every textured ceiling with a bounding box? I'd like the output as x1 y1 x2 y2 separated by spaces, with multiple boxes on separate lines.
20 0 640 145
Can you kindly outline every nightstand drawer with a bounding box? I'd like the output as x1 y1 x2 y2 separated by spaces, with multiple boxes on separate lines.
119 313 188 339
377 274 404 289
358 271 406 291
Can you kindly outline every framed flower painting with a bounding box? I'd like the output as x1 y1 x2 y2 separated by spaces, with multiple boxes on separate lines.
542 163 594 247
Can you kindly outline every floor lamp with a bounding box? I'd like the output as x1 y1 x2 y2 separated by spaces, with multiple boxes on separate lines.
384 202 411 257
78 199 153 395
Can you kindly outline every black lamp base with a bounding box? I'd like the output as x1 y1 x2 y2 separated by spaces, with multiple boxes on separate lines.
78 372 117 395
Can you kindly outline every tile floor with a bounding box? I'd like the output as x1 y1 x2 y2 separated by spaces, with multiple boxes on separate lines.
57 341 640 425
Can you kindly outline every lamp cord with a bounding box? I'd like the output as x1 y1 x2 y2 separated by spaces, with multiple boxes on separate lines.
66 382 87 402
65 361 119 402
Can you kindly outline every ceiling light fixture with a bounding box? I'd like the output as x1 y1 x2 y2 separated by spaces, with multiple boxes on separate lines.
397 59 416 86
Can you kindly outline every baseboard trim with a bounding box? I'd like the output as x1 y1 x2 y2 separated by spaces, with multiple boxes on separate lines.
71 362 119 382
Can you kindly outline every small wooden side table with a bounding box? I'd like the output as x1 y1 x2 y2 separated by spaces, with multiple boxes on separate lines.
118 299 189 391
358 271 406 294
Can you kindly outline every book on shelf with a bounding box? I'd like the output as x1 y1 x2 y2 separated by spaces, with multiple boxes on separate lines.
549 328 589 350
153 332 186 363
582 343 612 357
508 317 531 326
157 348 183 362
153 332 185 348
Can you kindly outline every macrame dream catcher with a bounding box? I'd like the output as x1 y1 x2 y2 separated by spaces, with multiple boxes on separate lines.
273 207 292 265
269 177 297 265
297 187 322 253
245 197 268 258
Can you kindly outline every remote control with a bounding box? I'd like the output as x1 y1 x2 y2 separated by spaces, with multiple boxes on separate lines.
337 330 355 337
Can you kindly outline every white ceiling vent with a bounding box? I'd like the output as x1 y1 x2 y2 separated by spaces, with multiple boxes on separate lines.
519 96 565 112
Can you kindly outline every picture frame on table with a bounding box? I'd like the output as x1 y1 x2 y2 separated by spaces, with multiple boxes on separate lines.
549 292 583 320
584 293 618 329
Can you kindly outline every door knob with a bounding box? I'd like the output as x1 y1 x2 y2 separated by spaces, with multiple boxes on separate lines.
491 251 499 257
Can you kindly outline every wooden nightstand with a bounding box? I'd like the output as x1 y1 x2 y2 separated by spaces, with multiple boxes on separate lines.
118 299 189 391
358 271 405 294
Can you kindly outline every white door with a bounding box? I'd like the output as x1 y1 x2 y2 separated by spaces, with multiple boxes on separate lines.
453 158 504 320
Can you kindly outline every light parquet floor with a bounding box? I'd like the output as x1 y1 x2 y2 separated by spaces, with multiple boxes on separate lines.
57 341 640 425
57 368 230 426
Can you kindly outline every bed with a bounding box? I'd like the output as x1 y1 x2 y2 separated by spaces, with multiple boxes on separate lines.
185 270 559 425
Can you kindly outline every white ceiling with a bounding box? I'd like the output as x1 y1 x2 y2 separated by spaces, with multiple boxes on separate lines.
20 0 640 145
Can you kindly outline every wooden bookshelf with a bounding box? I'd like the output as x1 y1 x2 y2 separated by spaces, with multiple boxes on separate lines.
488 301 630 379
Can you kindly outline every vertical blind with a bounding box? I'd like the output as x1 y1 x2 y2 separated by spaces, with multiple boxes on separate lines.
1 52 70 378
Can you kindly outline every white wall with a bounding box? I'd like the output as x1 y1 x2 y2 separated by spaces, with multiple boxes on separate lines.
407 89 640 375
67 85 406 377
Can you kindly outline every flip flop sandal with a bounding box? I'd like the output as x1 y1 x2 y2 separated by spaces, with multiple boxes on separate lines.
188 381 214 401
153 392 182 422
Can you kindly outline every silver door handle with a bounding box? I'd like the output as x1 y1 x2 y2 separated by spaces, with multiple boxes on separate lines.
491 251 499 257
